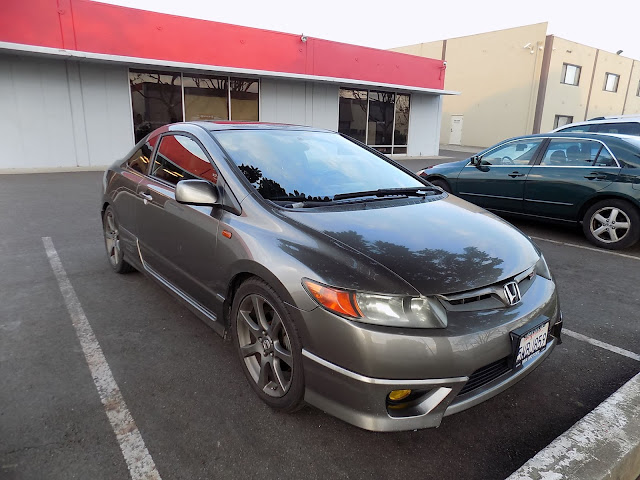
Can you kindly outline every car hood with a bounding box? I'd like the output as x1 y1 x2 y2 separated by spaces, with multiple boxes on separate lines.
281 196 539 296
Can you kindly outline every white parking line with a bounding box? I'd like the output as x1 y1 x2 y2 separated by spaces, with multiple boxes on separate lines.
42 237 162 480
529 235 640 261
563 328 640 362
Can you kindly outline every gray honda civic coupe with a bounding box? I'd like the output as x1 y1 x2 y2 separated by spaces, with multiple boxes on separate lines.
101 122 562 431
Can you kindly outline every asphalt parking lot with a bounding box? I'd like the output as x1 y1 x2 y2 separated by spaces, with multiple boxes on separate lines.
1 168 639 480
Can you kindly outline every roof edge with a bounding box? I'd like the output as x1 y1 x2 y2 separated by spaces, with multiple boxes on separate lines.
0 41 459 95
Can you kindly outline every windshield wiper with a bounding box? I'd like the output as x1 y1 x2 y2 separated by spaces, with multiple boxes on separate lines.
332 187 436 201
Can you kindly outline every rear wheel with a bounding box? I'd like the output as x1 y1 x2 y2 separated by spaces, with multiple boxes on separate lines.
428 178 451 193
582 199 640 250
231 278 305 412
103 206 135 273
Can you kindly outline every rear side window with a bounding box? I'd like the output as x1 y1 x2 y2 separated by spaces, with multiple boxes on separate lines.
593 122 640 136
126 134 158 174
150 134 218 186
540 139 614 167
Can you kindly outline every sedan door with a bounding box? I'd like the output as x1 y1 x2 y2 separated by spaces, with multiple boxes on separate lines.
136 133 223 312
524 138 621 220
456 138 544 213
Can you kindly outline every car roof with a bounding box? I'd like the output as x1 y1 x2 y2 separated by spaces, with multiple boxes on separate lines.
190 121 333 133
552 116 640 131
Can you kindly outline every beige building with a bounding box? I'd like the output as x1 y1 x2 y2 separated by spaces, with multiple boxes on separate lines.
391 24 640 148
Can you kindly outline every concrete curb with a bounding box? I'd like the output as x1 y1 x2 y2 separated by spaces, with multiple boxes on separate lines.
507 371 640 480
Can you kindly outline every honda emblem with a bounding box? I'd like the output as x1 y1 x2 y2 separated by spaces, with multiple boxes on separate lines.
503 281 521 306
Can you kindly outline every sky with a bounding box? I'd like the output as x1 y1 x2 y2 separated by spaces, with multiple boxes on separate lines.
102 0 640 60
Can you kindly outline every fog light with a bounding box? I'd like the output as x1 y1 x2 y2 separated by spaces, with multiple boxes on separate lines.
388 389 412 402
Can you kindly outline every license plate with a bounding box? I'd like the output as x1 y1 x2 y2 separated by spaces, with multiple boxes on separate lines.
511 321 549 369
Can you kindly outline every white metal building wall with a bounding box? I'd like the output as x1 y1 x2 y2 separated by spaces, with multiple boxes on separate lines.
260 79 340 131
0 54 133 170
407 93 442 156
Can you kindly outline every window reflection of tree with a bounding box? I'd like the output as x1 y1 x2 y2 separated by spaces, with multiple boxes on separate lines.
130 72 181 121
237 164 329 202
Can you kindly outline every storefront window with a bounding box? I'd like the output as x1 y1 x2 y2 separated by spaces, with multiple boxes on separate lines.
230 78 259 121
130 69 260 142
130 70 182 143
338 88 410 154
184 75 228 122
338 89 368 143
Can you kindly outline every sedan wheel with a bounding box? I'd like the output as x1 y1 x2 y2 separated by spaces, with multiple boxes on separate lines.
232 279 304 411
583 200 640 250
103 206 135 273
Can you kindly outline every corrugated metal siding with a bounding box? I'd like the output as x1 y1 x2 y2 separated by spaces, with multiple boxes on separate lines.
0 54 133 169
260 79 338 130
407 94 442 156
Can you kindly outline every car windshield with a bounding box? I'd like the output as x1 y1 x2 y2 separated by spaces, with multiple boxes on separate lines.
211 129 424 201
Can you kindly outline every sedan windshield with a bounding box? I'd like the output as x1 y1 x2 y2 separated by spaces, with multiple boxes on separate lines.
212 130 424 201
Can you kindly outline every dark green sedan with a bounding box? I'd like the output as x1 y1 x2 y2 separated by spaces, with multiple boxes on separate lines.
418 133 640 250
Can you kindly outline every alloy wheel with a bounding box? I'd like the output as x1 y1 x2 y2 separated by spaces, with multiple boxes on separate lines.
236 294 294 398
104 211 122 266
589 207 631 244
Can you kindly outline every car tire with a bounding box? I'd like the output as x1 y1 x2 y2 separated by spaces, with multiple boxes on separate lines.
102 205 136 273
231 278 305 412
428 178 451 193
582 199 640 250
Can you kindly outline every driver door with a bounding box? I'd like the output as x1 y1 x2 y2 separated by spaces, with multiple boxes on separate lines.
456 138 545 213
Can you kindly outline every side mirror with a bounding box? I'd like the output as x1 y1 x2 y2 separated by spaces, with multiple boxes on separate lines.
175 179 220 206
470 155 484 166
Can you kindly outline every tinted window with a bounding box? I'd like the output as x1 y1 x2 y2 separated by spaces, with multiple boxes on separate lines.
368 91 395 146
151 135 218 186
127 135 159 174
130 70 183 143
338 89 367 143
230 78 259 121
541 139 602 166
394 94 410 146
212 130 423 201
481 139 543 166
593 122 640 136
184 75 228 122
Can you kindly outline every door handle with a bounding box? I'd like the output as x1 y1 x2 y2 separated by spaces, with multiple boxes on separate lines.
584 172 607 180
139 192 153 201
508 171 525 178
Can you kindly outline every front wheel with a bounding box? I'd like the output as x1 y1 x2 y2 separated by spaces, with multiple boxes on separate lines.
103 206 135 273
428 178 451 193
582 199 640 250
231 278 305 412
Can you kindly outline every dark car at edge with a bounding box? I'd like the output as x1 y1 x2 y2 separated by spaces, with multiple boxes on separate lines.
419 132 640 249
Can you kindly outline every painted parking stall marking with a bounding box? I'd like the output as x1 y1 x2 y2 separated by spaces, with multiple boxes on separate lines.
530 235 640 260
43 237 162 480
563 328 640 362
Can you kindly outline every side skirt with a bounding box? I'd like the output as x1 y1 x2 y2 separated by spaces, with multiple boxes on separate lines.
136 239 226 338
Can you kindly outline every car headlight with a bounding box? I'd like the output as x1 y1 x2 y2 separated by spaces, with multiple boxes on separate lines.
535 254 552 280
302 279 447 328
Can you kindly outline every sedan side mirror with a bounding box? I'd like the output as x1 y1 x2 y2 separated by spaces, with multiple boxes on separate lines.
175 179 220 206
470 155 483 166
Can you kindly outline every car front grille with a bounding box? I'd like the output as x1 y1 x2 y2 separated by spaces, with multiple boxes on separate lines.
458 357 511 396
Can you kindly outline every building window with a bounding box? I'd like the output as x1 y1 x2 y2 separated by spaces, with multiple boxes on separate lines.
130 70 183 143
130 69 260 143
604 73 620 92
561 63 581 86
338 88 410 154
230 78 259 121
554 115 573 129
338 89 368 143
636 80 640 97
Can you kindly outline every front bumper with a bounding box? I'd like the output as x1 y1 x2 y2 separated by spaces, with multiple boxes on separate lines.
298 275 562 431
303 335 558 432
